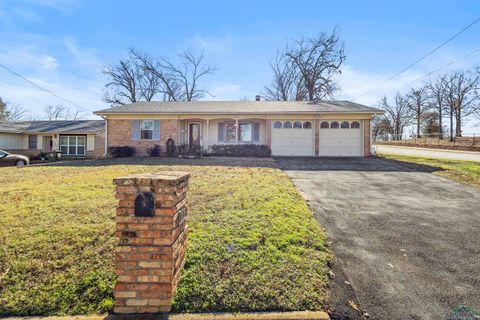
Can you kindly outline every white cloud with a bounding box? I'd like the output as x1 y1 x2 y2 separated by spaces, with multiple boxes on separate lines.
189 34 233 54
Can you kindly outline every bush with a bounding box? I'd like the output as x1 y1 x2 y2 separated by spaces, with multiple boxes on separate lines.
176 144 203 157
108 146 135 158
207 144 271 157
146 144 161 157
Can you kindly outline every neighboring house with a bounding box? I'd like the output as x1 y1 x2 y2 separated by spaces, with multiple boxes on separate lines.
0 120 105 158
94 100 383 157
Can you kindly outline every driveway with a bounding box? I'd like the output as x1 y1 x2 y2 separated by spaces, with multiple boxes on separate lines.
375 144 480 162
276 157 480 320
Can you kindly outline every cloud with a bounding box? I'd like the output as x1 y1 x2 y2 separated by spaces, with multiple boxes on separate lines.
189 34 233 54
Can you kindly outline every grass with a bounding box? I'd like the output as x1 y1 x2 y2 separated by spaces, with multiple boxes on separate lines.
379 153 480 189
0 158 330 316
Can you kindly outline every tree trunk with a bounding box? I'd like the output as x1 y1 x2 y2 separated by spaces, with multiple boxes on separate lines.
438 110 443 139
416 114 421 138
449 107 454 142
455 112 462 137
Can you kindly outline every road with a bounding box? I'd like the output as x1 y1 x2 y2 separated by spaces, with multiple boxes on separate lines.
374 144 480 162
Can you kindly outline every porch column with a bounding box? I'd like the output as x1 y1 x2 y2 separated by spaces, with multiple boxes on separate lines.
205 119 209 148
235 119 239 144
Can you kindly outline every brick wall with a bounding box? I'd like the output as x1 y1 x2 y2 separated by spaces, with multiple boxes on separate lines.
108 119 179 156
265 120 272 147
364 119 371 156
113 172 190 314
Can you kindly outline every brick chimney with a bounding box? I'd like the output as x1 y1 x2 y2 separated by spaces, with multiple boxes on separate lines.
255 95 261 101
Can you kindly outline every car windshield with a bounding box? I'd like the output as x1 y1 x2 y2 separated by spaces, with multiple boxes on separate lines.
0 150 9 157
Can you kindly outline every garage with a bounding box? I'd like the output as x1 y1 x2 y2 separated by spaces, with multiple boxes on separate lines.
271 120 314 156
319 120 363 156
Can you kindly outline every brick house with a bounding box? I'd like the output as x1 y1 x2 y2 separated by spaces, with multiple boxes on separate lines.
0 120 105 158
94 100 383 157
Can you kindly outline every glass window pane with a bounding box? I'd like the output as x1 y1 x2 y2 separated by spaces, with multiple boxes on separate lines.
60 146 68 154
320 122 329 129
69 146 76 155
69 136 76 145
283 121 292 128
341 121 350 129
225 122 236 142
293 121 302 129
77 146 85 155
60 136 68 145
141 130 153 140
351 121 360 129
303 122 312 129
239 123 252 141
141 120 153 130
273 121 282 129
77 136 86 145
331 121 339 129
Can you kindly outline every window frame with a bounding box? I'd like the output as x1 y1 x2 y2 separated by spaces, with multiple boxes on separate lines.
273 121 282 129
303 121 312 129
28 135 37 150
223 121 236 143
140 120 154 140
330 121 339 129
238 122 253 142
59 135 86 156
320 121 329 129
341 121 350 129
283 121 292 129
351 121 360 129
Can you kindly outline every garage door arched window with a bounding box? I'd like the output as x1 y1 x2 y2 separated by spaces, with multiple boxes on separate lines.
330 121 339 129
320 121 329 129
283 121 292 128
341 121 350 129
303 121 312 129
351 121 360 129
273 121 282 129
293 121 302 129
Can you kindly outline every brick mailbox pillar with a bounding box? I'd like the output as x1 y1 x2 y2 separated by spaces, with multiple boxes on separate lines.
113 172 190 314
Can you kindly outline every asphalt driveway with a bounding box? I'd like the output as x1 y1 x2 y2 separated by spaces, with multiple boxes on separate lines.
276 157 480 320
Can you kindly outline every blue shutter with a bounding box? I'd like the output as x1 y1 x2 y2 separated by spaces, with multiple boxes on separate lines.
218 122 224 142
153 120 160 140
132 120 140 141
253 123 260 142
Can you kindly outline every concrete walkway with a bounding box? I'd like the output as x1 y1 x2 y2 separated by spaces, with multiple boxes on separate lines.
374 144 480 162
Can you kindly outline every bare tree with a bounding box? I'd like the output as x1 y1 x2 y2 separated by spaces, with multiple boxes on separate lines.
263 52 307 101
0 98 28 122
379 93 412 140
426 75 448 139
406 87 430 138
44 105 66 120
285 29 345 101
132 49 215 101
443 70 480 139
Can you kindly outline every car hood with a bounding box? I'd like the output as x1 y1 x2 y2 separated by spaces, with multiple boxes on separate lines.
6 154 29 161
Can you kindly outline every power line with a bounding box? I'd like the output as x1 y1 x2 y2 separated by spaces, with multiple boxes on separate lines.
0 63 94 112
0 49 103 82
353 16 480 101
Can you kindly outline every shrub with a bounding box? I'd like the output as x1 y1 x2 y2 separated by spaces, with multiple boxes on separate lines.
108 146 135 158
177 144 203 157
207 144 271 157
146 144 161 157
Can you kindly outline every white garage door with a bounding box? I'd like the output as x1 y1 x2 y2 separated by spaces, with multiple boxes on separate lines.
271 120 314 156
319 120 363 156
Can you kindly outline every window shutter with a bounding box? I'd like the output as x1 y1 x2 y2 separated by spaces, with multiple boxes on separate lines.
153 120 160 140
253 123 260 142
218 122 224 142
132 120 140 141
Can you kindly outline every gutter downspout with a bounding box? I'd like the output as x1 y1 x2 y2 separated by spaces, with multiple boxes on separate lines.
101 115 108 157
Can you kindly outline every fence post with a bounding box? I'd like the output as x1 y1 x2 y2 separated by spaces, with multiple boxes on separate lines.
113 172 190 315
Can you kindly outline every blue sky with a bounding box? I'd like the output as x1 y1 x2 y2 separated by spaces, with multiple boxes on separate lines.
1 0 479 130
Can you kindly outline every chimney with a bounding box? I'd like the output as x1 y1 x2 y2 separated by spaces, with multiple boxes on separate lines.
255 95 261 101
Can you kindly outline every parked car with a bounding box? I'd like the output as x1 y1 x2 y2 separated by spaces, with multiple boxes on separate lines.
0 150 30 167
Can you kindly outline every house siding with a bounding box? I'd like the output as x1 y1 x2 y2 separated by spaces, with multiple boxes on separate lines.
364 119 371 157
107 119 178 156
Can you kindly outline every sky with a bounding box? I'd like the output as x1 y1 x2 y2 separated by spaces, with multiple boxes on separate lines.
0 0 479 131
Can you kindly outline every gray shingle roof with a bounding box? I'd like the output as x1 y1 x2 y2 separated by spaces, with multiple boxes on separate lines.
0 120 105 134
94 100 383 115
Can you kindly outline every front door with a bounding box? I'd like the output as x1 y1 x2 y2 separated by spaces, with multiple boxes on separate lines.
43 136 53 152
189 123 202 147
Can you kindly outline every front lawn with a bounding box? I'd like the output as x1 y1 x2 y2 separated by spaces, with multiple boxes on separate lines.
379 154 480 189
0 158 330 316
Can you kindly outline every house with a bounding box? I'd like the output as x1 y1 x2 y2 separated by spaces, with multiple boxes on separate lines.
0 120 105 158
94 100 383 157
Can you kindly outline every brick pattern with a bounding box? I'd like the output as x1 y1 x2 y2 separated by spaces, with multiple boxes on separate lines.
364 119 371 156
113 172 190 314
108 119 179 156
265 120 272 147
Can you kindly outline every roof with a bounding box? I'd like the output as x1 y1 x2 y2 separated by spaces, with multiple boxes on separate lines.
94 100 383 115
0 120 105 134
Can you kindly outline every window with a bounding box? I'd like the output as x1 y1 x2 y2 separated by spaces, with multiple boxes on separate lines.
330 121 339 129
224 122 236 142
0 150 7 158
140 120 154 140
60 135 86 156
273 121 282 129
239 123 252 141
28 135 37 150
293 121 302 129
283 121 292 128
320 121 329 129
341 121 350 129
351 121 360 129
303 121 312 129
